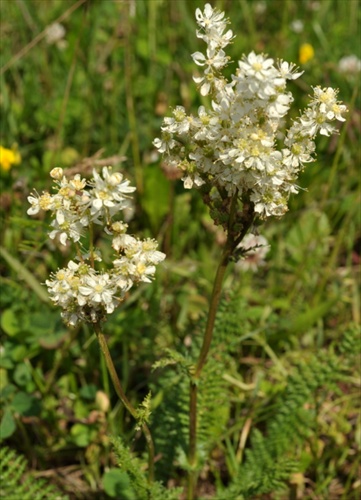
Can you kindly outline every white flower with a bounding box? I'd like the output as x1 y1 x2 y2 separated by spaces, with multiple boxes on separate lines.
112 233 138 253
78 273 117 313
236 234 270 271
45 23 66 45
46 261 80 307
277 60 304 80
192 48 229 70
141 239 166 265
27 195 41 215
49 212 84 246
183 174 205 189
193 68 215 96
195 3 225 29
27 192 53 215
238 52 275 81
338 55 361 74
88 167 136 219
153 136 176 154
290 20 304 33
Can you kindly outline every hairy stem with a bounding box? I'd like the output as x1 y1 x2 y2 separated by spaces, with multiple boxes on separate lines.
94 323 154 483
188 244 231 499
187 194 254 499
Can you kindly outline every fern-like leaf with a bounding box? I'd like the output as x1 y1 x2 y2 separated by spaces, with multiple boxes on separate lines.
111 436 182 500
0 446 67 500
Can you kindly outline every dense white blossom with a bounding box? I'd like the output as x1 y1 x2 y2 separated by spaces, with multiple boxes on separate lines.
28 168 165 325
154 3 347 219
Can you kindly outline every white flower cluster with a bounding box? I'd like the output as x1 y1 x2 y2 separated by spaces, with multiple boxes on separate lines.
28 167 165 326
154 3 347 219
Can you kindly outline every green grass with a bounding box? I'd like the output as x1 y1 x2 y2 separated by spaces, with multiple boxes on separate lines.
0 0 360 499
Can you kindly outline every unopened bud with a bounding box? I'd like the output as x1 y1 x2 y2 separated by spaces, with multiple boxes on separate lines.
50 167 63 180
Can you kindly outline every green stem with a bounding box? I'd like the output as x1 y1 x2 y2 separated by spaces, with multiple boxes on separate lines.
75 242 85 263
94 323 154 483
88 220 95 269
187 194 254 499
44 327 78 394
188 244 232 500
194 246 232 380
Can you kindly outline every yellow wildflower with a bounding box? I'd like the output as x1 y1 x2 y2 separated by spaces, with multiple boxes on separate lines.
0 146 21 172
299 43 315 65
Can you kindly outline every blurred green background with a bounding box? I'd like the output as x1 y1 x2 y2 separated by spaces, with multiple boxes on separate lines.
0 0 360 499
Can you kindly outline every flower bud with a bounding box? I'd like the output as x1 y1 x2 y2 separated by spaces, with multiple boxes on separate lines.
50 167 63 180
95 390 110 412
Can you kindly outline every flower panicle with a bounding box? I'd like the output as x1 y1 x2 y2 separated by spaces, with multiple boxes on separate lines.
153 3 347 221
28 168 165 326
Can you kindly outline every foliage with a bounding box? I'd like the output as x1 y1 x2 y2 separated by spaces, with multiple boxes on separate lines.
111 437 183 500
215 324 360 499
0 445 68 500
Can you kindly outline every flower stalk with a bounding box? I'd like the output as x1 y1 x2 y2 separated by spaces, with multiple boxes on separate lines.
188 193 254 498
188 244 230 499
94 322 155 483
28 166 164 485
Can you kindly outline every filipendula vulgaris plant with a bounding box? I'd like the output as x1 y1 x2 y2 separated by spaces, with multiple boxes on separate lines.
153 3 347 498
27 166 165 484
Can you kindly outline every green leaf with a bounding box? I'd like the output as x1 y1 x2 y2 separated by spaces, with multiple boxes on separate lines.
0 369 8 391
13 363 32 387
1 309 21 336
102 469 136 500
0 384 17 401
0 356 14 370
30 313 66 347
10 392 40 416
79 384 97 400
0 409 16 440
10 345 28 362
0 343 15 370
70 423 91 447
